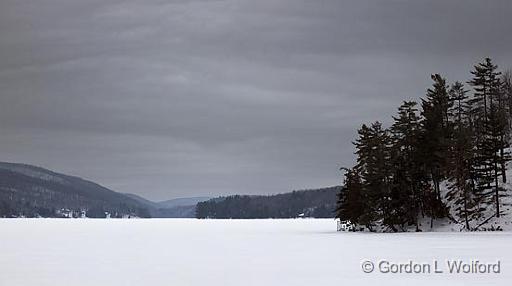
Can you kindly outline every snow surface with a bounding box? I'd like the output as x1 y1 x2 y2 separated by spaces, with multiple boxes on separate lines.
1 219 511 286
438 168 512 232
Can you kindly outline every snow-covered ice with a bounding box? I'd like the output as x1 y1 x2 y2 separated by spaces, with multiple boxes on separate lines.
1 218 511 286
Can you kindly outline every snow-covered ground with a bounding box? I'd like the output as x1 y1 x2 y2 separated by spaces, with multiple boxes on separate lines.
1 219 511 286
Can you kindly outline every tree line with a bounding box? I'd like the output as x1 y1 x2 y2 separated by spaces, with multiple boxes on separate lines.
336 58 512 232
196 187 339 219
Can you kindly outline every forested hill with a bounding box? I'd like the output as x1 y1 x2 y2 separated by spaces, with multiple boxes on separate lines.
0 161 337 219
196 186 340 219
0 162 151 218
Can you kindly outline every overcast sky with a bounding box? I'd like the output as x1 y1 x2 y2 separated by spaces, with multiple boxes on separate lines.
0 0 511 200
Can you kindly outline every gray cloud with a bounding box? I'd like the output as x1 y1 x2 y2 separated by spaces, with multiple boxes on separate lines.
1 0 511 200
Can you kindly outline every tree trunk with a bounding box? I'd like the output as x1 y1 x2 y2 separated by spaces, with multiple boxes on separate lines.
432 170 441 201
494 160 500 218
500 135 506 183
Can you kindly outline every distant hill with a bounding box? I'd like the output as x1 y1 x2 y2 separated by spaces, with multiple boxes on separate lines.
124 193 160 208
157 197 211 209
196 186 341 219
0 161 338 219
0 162 150 218
124 194 211 218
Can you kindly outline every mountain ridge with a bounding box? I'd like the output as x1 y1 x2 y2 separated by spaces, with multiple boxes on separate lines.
0 161 341 219
0 161 150 218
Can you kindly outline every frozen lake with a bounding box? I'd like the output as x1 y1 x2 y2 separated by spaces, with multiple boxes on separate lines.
1 219 511 286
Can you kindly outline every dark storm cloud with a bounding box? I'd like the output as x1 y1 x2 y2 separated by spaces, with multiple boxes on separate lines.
0 0 511 200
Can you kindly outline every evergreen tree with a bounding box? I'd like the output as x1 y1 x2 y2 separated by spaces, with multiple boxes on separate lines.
336 58 512 232
336 168 364 225
484 101 510 218
468 58 509 218
389 101 426 231
445 82 483 230
502 71 512 178
502 71 512 128
420 74 452 214
353 122 392 231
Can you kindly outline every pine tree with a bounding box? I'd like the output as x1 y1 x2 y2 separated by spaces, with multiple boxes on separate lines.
485 102 509 218
353 122 392 231
336 58 512 232
468 58 502 123
389 101 426 231
502 71 512 175
468 58 510 218
420 74 452 215
445 82 483 230
502 71 512 128
336 168 364 225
